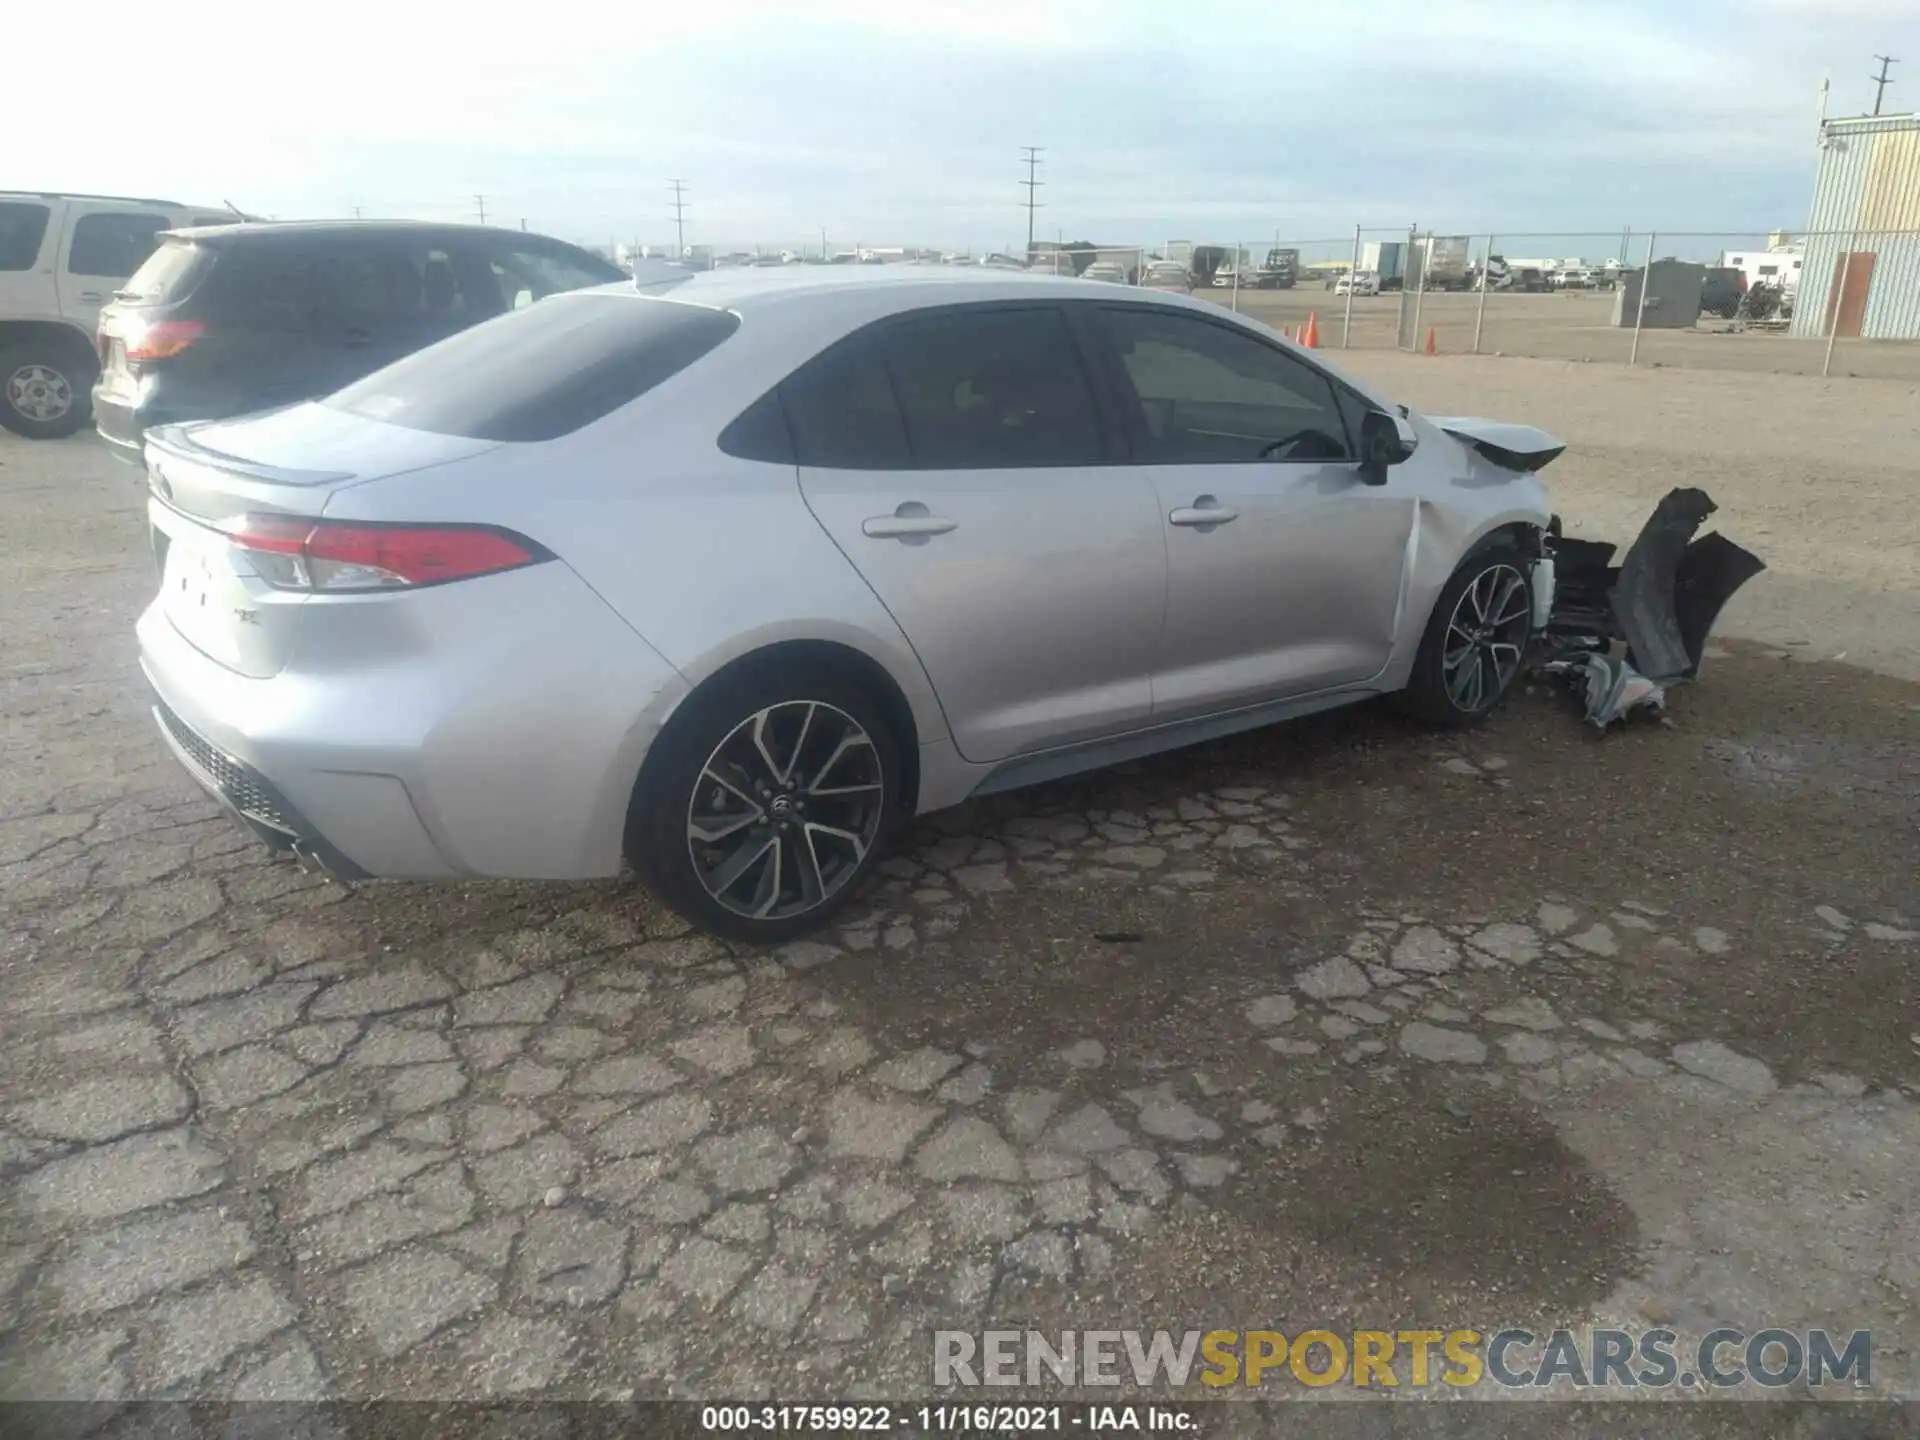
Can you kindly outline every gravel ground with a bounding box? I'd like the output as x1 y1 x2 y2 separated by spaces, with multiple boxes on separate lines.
1 355 1916 1434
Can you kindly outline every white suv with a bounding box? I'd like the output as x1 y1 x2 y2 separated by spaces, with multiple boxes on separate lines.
0 192 236 438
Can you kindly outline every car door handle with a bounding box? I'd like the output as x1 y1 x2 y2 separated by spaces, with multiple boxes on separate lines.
863 514 957 539
341 329 374 347
78 290 106 303
1169 502 1239 527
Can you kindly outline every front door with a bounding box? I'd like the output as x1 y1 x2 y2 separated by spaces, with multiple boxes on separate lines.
790 304 1168 765
1085 303 1415 719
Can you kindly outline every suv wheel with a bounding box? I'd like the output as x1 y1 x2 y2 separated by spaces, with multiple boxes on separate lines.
628 666 903 943
0 339 96 439
1396 540 1534 727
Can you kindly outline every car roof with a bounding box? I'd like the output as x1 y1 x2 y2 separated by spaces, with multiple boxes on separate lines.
162 218 588 246
618 262 1172 316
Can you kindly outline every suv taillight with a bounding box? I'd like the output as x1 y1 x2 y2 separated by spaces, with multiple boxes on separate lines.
219 515 549 592
123 319 205 362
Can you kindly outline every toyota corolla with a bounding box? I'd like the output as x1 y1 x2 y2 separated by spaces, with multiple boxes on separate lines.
138 265 1569 942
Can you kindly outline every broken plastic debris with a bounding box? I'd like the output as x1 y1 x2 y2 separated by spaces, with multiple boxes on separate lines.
1545 651 1669 730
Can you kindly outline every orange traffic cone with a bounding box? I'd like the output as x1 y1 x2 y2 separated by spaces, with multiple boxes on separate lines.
1424 326 1438 355
1302 311 1320 348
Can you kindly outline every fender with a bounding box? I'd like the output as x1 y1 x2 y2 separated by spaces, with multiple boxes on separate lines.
1427 416 1567 473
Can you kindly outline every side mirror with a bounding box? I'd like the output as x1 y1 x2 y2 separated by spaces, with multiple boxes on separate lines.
1359 410 1417 485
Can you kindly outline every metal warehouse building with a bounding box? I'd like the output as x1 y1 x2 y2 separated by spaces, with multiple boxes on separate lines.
1790 110 1920 340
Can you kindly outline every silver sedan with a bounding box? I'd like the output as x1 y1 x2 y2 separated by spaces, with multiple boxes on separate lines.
137 265 1561 942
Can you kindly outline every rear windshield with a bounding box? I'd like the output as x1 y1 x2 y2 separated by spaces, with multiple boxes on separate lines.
324 292 739 443
119 238 213 303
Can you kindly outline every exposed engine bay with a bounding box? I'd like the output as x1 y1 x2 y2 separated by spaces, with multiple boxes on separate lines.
1532 489 1767 729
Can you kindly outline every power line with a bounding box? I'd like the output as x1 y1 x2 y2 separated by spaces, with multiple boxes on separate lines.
1019 146 1044 259
474 194 488 225
1870 55 1898 116
669 180 689 256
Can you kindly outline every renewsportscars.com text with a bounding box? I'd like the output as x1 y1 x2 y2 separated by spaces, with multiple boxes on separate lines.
933 1327 1872 1392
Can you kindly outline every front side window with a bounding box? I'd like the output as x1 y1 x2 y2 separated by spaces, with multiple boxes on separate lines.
1095 307 1352 463
68 212 171 278
0 202 51 271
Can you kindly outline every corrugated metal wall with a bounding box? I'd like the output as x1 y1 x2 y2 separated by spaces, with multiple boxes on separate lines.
1791 114 1920 340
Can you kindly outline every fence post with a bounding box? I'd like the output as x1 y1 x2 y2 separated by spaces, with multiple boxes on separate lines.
1343 224 1361 347
1629 231 1657 367
1823 237 1858 378
1472 233 1494 355
1408 227 1427 352
1231 242 1240 312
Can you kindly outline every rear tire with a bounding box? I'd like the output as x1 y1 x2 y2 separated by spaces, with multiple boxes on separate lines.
627 664 904 944
1395 539 1534 728
0 338 97 439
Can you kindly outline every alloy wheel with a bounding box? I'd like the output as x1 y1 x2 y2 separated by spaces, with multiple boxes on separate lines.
686 701 886 922
6 364 74 424
1443 563 1530 713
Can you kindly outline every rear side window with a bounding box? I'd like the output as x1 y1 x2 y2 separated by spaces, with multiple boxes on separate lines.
0 202 51 271
484 239 626 310
118 239 213 304
882 308 1105 468
69 212 171 278
324 293 738 442
776 305 1105 471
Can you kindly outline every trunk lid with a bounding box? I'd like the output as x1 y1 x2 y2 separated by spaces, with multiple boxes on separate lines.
145 405 502 678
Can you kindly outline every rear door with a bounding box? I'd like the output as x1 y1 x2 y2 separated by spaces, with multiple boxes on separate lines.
1084 303 1414 716
57 203 173 328
790 303 1168 764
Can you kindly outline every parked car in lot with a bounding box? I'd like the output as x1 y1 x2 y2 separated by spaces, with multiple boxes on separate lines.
92 220 625 467
1335 271 1379 296
1081 261 1130 285
1 191 238 438
137 265 1569 942
1140 261 1193 294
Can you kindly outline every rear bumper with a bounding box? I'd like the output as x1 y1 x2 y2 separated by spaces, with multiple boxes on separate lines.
135 559 691 882
150 697 370 879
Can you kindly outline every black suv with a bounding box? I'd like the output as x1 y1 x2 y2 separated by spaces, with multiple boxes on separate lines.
92 220 626 466
1699 266 1746 320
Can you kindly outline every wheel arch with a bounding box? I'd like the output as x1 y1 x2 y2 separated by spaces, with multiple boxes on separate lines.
0 318 97 361
627 636 925 833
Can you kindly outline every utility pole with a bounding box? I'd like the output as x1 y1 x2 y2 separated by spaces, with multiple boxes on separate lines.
352 205 364 220
519 218 527 231
1019 147 1044 261
820 226 828 261
669 180 689 257
474 194 488 225
1870 55 1898 116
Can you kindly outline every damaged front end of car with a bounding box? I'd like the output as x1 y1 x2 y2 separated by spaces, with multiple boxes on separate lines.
1534 488 1766 729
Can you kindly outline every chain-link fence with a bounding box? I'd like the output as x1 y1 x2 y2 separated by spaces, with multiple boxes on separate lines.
1166 228 1920 380
598 223 1920 380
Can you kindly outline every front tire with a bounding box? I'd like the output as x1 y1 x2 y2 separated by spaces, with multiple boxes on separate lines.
1396 540 1534 727
627 665 904 944
0 340 97 439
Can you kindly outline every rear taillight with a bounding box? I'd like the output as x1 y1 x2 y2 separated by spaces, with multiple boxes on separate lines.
123 319 205 362
220 515 548 592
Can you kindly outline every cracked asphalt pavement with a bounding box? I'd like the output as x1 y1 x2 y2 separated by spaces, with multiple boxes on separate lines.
2 366 1917 1427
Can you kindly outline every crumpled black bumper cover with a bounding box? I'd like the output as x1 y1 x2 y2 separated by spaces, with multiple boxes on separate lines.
1539 488 1766 727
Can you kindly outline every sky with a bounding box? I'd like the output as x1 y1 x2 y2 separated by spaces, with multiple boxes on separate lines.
15 0 1915 256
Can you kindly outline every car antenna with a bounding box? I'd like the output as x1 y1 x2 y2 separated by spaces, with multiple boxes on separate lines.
222 198 248 220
